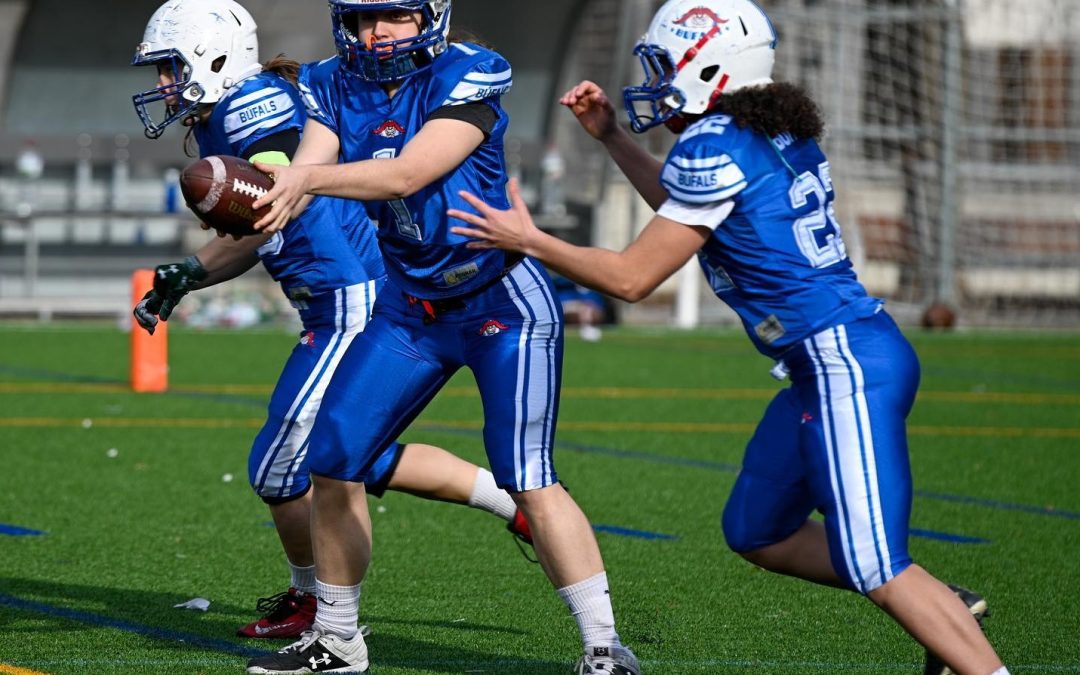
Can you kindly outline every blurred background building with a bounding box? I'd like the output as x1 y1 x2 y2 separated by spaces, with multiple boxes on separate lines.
0 0 1077 328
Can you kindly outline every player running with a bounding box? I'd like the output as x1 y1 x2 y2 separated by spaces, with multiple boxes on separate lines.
449 1 1009 674
243 2 639 673
130 0 532 642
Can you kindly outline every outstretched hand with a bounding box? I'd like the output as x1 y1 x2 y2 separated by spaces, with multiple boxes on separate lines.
251 162 311 234
560 80 619 142
448 179 542 254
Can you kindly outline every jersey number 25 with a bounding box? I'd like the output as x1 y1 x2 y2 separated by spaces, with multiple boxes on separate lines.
788 161 847 269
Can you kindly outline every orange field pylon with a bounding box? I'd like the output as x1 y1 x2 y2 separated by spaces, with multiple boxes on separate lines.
130 269 168 393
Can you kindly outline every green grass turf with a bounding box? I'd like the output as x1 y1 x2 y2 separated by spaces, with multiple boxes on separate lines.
0 324 1078 674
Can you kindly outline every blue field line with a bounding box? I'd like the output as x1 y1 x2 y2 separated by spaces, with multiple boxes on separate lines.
0 524 46 537
593 524 680 540
0 592 269 659
914 490 1080 521
909 528 989 544
5 364 1078 522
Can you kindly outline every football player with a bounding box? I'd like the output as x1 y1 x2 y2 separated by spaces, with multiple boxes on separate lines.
131 0 532 643
450 1 1008 674
243 2 639 673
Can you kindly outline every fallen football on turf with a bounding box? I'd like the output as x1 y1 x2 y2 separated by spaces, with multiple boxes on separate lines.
180 155 274 236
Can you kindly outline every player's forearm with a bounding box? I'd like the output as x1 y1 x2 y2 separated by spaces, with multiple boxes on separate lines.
523 231 653 303
192 235 267 289
304 160 417 201
601 128 667 210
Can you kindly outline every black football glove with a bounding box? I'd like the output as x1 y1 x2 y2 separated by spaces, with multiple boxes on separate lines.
133 256 207 334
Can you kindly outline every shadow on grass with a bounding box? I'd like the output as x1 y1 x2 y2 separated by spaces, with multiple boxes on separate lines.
0 577 568 673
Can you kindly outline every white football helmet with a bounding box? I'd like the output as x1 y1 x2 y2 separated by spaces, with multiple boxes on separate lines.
329 0 452 82
132 0 262 138
623 0 777 133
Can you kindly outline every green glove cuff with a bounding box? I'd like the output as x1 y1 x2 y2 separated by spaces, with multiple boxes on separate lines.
181 255 209 285
153 256 208 297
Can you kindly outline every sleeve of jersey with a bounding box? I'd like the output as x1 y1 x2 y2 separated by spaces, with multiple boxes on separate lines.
434 45 513 108
298 59 340 134
222 80 303 157
660 138 748 205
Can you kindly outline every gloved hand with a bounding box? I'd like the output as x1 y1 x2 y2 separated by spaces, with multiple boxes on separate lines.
132 256 207 334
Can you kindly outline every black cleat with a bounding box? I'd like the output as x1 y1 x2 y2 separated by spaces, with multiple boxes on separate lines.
923 584 990 675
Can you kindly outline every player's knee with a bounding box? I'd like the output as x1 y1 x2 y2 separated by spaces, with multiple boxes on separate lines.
259 482 311 506
721 498 757 554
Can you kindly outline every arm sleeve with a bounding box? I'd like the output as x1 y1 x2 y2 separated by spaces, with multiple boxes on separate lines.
243 129 301 165
223 83 303 157
298 59 340 135
428 101 498 138
660 139 748 205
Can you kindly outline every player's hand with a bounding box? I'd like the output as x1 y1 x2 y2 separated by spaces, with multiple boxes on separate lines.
133 290 163 335
560 80 618 142
449 179 541 254
198 220 243 241
251 162 310 234
132 256 208 332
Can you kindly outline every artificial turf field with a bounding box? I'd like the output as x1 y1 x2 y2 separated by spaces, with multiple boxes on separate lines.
0 323 1077 674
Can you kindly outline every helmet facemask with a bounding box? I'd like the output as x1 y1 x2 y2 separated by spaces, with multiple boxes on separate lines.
132 49 205 139
623 44 686 134
330 0 451 83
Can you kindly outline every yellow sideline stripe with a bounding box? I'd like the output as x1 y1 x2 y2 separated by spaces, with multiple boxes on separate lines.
1 416 1078 439
0 664 51 675
1 382 1078 406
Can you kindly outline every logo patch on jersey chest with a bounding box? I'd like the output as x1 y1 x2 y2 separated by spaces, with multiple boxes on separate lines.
373 120 406 138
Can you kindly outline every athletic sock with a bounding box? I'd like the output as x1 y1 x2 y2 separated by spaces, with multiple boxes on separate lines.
989 668 1011 675
289 562 316 596
312 579 360 639
557 571 620 649
467 468 517 521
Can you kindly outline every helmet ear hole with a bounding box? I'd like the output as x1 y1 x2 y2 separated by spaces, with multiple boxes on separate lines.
211 56 226 73
700 65 719 82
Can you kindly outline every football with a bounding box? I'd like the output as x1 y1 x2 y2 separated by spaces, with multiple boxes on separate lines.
180 155 274 236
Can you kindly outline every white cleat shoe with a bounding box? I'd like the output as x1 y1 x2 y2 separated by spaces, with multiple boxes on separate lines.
246 628 369 674
574 645 641 675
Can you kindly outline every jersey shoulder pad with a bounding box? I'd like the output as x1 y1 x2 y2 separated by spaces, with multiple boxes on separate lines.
217 72 302 153
430 43 512 109
661 115 748 204
298 57 341 132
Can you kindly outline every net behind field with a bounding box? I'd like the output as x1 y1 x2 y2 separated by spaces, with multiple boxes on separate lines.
768 0 1080 327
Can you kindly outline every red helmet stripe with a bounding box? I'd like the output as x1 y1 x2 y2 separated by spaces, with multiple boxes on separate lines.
676 24 722 71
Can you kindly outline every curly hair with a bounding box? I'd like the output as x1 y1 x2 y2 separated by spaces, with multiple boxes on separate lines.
712 82 825 141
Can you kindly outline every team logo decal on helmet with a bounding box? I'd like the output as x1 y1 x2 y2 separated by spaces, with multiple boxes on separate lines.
670 6 728 41
329 0 452 82
623 0 777 133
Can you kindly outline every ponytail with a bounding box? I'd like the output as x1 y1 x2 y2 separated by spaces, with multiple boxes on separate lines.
262 54 301 86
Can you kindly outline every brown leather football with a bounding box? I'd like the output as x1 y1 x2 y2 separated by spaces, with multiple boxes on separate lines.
180 155 274 236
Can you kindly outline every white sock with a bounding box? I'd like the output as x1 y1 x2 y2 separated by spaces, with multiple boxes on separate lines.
467 468 517 521
557 572 620 649
989 668 1010 675
289 562 316 596
312 579 360 639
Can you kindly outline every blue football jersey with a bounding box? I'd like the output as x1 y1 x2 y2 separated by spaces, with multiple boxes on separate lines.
194 71 384 303
300 44 516 299
658 114 882 357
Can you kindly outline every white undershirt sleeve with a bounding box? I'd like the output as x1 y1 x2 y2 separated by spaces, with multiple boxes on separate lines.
656 198 735 231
